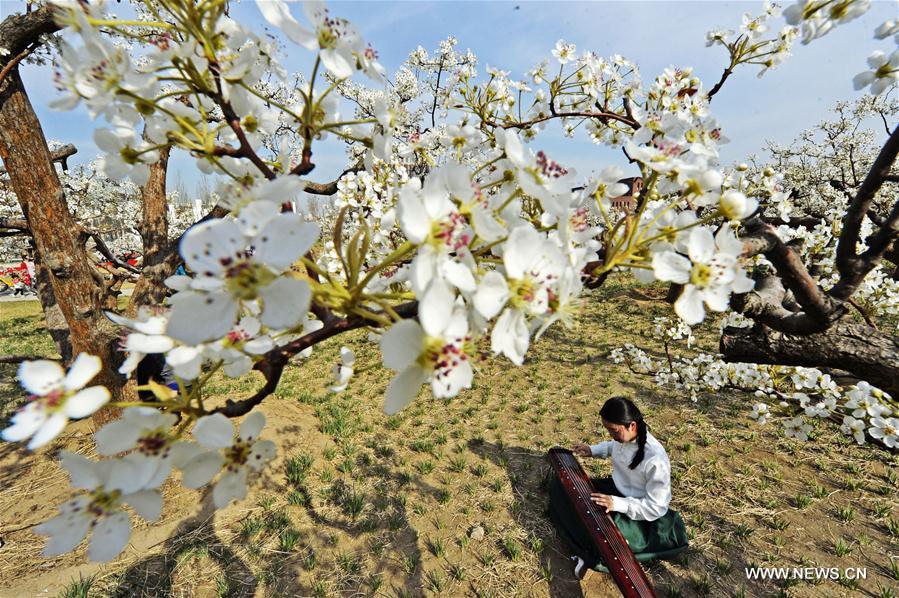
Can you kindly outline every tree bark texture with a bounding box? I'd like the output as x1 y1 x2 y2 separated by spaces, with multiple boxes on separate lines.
720 322 899 398
128 145 172 314
32 243 73 362
0 67 124 399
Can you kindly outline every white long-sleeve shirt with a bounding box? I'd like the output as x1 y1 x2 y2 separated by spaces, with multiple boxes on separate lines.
589 432 671 521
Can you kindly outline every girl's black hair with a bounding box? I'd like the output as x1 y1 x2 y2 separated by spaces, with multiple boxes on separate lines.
600 396 648 469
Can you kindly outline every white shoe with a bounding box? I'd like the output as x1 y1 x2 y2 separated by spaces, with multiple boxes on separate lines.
573 556 586 579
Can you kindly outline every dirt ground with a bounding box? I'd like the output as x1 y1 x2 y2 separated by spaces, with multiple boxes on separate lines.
0 279 897 597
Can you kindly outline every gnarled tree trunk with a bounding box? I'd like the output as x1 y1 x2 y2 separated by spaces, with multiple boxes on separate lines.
0 65 124 399
127 144 173 314
720 322 899 398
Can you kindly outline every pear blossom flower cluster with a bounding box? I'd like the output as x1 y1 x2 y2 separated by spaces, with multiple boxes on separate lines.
2 355 276 561
611 325 897 447
37 410 275 561
705 2 801 78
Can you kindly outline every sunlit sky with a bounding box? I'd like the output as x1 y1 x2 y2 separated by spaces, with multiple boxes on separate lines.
6 0 899 198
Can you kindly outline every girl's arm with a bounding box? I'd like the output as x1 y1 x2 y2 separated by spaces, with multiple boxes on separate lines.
589 441 613 458
609 457 672 521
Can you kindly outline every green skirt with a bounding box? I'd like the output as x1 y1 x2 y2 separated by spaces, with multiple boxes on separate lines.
548 475 689 569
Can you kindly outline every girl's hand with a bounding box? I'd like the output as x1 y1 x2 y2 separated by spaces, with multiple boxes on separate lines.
590 493 615 513
572 443 592 458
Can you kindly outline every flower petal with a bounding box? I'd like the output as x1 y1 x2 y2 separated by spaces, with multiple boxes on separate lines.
181 451 225 488
64 386 111 419
239 412 266 442
1 403 47 443
258 277 310 330
37 507 91 557
419 278 454 337
193 414 235 449
94 419 141 457
652 251 691 284
687 227 716 264
166 346 204 381
180 219 243 277
124 333 174 354
490 308 529 366
62 354 103 391
247 439 276 471
212 468 248 508
380 320 424 371
88 511 131 562
473 271 510 320
255 215 320 271
17 360 65 396
125 490 162 522
384 367 428 415
60 451 102 490
27 412 68 450
167 290 239 345
257 0 316 49
674 285 706 325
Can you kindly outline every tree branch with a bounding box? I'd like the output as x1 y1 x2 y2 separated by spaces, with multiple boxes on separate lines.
720 322 899 398
0 354 52 364
213 301 418 417
740 219 838 331
833 124 899 297
0 143 76 175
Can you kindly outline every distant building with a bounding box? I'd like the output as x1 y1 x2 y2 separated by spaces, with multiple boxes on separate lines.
611 177 642 213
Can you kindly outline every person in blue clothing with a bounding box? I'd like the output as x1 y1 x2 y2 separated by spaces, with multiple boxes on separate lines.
549 396 689 579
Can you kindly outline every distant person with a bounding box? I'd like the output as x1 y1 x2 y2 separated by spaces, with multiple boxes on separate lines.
20 254 34 286
11 274 27 296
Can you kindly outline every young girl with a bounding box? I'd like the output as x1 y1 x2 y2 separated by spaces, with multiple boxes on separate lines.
549 396 688 579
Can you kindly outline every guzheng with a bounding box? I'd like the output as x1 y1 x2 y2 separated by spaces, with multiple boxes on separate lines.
547 447 657 598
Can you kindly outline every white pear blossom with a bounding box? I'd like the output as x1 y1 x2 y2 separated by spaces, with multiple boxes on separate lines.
106 308 174 376
651 226 754 324
552 40 576 64
93 407 198 488
750 402 770 424
2 354 110 449
840 415 867 445
168 202 319 345
181 412 276 508
869 416 899 448
329 347 356 393
35 451 162 562
380 281 473 414
719 189 758 220
852 50 899 96
783 415 813 441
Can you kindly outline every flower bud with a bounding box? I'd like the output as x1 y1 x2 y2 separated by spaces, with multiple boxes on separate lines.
719 189 758 220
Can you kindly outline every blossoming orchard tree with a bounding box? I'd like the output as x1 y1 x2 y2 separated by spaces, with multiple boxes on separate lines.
0 0 897 562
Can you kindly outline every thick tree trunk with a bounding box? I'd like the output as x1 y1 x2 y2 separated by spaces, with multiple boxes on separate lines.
720 322 899 398
127 145 173 315
32 243 73 362
0 67 125 400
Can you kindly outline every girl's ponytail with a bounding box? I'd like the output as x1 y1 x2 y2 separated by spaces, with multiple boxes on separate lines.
629 418 648 470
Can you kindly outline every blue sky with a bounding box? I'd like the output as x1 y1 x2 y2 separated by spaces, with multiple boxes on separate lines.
9 0 899 197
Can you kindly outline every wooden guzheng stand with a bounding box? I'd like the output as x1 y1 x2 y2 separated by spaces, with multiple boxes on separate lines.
547 447 657 598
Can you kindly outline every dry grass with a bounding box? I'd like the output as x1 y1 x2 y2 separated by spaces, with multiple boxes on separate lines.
1 277 897 598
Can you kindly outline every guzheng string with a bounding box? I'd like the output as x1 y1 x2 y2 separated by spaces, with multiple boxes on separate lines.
559 452 650 591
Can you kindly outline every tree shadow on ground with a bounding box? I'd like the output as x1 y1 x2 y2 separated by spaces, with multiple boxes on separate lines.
270 422 437 596
105 491 259 598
